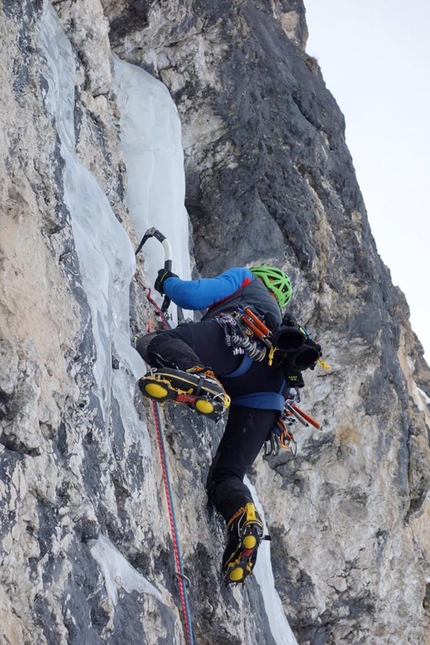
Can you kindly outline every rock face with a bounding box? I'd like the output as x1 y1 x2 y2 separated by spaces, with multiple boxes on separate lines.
0 1 429 645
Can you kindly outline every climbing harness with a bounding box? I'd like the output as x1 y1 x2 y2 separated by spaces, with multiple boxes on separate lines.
215 307 323 456
135 229 194 645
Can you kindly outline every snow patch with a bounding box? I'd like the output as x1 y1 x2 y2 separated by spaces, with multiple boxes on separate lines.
90 535 162 604
418 387 430 405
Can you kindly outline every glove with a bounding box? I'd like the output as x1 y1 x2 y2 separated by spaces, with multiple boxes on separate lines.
154 268 178 295
282 354 305 388
281 312 298 327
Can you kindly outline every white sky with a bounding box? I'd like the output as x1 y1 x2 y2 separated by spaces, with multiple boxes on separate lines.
304 0 430 361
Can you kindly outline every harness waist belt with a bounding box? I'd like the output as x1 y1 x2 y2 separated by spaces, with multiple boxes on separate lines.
231 392 285 411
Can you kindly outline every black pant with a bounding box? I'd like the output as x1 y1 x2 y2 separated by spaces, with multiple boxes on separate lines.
141 321 284 522
144 321 242 374
207 405 279 520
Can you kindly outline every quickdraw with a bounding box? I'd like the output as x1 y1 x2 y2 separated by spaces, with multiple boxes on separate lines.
264 389 322 458
215 312 267 362
240 307 285 366
264 415 297 457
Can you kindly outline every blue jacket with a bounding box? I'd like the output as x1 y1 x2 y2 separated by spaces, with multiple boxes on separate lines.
164 267 282 330
163 267 253 310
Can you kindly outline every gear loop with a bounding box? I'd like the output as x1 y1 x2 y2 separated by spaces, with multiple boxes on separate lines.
215 313 267 362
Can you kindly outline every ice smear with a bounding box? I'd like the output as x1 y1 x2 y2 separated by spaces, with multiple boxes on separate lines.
246 477 299 645
90 535 162 604
39 3 146 423
114 58 192 322
418 387 430 405
112 368 151 454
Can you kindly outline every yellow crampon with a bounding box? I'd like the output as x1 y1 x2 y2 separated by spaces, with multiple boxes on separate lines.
223 503 264 585
139 367 230 421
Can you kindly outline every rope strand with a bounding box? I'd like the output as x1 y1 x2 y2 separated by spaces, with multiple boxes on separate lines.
151 400 194 645
136 271 194 645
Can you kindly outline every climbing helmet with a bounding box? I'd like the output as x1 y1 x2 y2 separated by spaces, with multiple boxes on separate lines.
250 265 292 308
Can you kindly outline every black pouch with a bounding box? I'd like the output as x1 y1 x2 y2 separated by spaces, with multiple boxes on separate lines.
272 326 306 353
290 340 322 370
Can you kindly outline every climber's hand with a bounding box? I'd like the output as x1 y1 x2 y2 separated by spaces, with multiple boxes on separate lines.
154 268 178 295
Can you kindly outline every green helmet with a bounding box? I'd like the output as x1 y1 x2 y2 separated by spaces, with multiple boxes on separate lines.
250 265 292 308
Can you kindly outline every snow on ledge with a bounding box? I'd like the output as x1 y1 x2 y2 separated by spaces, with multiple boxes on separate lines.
417 387 430 405
90 534 162 605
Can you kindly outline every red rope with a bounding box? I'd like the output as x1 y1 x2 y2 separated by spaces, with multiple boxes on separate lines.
151 400 193 645
136 271 194 644
135 272 170 330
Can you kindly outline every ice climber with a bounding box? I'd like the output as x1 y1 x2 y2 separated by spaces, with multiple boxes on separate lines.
137 265 322 584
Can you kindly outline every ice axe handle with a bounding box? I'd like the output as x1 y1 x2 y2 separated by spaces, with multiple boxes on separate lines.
161 256 172 314
135 228 174 316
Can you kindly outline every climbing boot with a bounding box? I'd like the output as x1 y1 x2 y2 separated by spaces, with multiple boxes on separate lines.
222 502 264 585
139 366 230 421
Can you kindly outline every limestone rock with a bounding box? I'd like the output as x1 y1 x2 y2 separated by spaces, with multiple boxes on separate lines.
0 1 429 644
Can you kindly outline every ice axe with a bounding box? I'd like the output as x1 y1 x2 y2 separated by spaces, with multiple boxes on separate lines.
136 227 173 315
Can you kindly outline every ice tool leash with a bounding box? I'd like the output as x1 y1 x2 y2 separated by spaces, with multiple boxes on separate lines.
135 229 194 645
